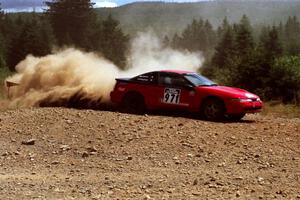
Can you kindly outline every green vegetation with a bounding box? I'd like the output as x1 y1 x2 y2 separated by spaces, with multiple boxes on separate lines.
45 0 96 48
270 56 300 103
171 18 216 59
262 102 300 119
6 13 55 70
44 0 128 68
0 0 128 71
1 1 300 109
96 1 300 35
97 15 129 68
167 14 300 105
0 67 11 84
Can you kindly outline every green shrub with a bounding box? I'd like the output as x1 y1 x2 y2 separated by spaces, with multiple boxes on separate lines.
269 55 300 103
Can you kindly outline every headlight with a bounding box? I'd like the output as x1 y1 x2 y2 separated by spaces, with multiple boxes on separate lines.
231 98 253 102
245 93 256 98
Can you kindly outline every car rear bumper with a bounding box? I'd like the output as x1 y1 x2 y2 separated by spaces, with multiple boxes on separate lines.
226 100 263 114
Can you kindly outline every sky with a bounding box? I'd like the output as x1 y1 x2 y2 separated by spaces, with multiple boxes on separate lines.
1 0 211 12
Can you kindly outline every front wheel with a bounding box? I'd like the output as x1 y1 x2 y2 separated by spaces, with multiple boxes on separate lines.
201 98 225 121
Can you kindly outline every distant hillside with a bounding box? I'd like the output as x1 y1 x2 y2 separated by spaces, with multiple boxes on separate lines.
95 1 300 35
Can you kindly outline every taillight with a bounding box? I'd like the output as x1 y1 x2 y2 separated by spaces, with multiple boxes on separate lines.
113 82 119 91
113 81 127 92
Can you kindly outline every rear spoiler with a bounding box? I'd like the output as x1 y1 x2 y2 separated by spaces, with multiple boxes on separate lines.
116 78 131 83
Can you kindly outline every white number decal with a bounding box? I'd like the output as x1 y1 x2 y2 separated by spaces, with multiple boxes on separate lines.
163 88 181 104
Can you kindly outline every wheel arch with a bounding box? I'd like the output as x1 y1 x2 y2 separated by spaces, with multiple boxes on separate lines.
119 90 148 112
200 95 227 113
122 90 145 102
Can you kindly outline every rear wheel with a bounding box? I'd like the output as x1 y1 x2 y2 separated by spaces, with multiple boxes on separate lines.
121 92 145 114
227 113 246 121
201 98 225 121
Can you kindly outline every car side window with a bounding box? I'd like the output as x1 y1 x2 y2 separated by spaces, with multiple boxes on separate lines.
133 72 157 84
158 73 171 85
159 73 190 87
172 76 190 87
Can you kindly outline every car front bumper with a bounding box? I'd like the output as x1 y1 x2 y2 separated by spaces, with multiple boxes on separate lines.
226 100 263 114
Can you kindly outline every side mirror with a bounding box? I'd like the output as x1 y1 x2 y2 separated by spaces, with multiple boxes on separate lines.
185 84 194 90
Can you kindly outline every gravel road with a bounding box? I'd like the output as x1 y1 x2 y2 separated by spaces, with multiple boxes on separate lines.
0 108 299 199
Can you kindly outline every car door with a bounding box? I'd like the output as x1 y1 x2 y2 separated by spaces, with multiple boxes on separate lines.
130 72 161 109
156 72 194 110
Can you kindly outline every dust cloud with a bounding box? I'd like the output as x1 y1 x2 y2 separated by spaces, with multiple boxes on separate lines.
123 31 203 76
5 31 203 108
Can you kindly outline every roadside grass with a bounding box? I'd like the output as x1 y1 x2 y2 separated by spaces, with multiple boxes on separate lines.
262 101 300 119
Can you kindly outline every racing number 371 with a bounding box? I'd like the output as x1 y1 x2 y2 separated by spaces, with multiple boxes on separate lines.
163 88 181 104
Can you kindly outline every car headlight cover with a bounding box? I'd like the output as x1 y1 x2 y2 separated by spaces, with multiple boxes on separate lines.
231 98 253 102
245 93 256 98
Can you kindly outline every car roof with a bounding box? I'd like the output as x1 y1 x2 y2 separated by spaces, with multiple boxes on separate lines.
159 70 194 74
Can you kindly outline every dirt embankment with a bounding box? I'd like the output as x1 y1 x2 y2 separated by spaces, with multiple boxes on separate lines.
0 108 299 199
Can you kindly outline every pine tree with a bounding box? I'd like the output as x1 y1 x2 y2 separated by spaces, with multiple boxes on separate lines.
284 16 300 55
235 15 254 57
0 4 5 68
270 55 300 103
209 26 241 85
7 14 54 70
252 25 284 98
38 17 56 55
258 26 270 49
276 21 285 48
176 18 216 55
88 17 103 51
0 3 3 19
212 26 235 68
258 25 283 63
0 33 5 68
99 15 129 68
233 15 257 89
7 18 35 70
180 19 201 51
217 17 230 39
263 26 283 61
163 35 170 48
171 33 182 49
45 0 96 49
212 15 257 90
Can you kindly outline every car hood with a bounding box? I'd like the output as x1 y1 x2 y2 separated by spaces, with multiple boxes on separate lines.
196 86 259 99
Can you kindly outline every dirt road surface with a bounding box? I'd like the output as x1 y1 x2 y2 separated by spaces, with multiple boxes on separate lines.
0 108 299 199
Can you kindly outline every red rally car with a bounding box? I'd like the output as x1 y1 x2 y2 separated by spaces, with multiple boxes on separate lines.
110 70 263 121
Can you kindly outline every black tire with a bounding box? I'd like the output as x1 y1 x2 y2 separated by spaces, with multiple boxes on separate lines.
227 113 246 121
201 98 225 121
121 92 145 114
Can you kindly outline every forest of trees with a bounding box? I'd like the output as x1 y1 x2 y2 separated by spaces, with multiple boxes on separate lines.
167 15 300 103
0 1 300 104
0 0 128 70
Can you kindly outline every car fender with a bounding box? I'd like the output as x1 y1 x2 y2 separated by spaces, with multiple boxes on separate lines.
199 95 227 112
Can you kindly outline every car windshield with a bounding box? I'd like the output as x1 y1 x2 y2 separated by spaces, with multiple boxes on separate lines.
184 73 217 86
